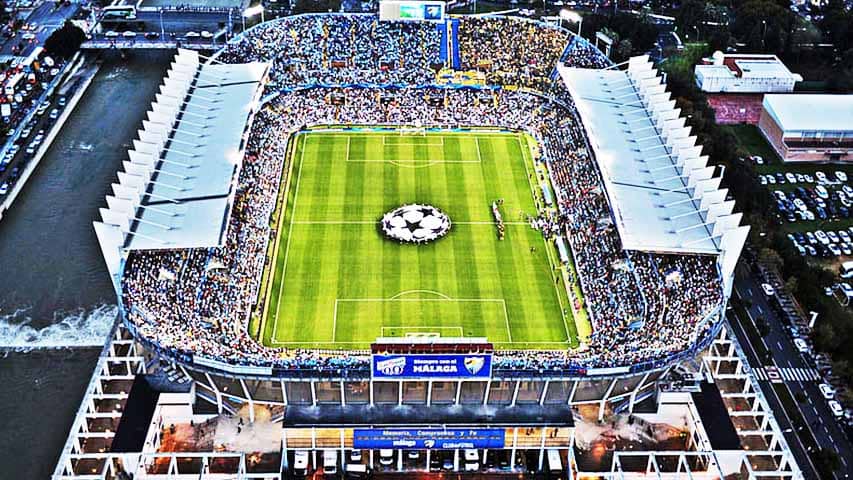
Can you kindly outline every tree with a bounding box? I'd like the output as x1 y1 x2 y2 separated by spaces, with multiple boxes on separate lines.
732 0 795 54
757 247 783 271
43 20 86 60
675 0 706 41
581 11 658 62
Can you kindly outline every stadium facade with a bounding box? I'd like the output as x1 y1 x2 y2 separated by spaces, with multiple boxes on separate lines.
56 13 800 480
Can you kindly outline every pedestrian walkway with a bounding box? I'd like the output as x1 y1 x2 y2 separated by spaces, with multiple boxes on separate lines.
753 367 820 382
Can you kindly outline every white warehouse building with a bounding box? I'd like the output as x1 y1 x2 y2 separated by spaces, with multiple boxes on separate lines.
694 52 802 93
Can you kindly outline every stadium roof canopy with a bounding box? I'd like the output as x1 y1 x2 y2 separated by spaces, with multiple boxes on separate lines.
762 94 853 134
94 49 269 281
558 56 748 290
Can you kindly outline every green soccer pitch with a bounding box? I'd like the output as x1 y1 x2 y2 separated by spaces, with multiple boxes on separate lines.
257 130 581 350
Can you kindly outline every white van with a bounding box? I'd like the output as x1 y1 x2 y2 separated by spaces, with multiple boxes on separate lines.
841 261 853 279
463 449 479 472
293 450 310 477
379 449 394 466
547 449 563 474
323 450 338 475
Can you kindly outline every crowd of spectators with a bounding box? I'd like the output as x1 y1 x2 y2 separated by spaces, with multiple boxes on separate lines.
217 14 443 89
119 14 724 375
457 16 570 90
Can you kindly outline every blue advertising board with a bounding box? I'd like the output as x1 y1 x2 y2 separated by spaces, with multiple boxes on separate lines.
353 429 505 449
372 354 492 379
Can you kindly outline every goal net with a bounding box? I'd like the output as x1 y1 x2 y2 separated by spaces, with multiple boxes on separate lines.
399 123 427 136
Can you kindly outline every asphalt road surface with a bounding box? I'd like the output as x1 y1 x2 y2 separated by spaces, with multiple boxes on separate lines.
0 1 80 57
729 266 853 479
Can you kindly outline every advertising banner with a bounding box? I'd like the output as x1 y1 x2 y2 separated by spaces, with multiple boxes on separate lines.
353 428 505 449
372 354 492 379
379 1 445 22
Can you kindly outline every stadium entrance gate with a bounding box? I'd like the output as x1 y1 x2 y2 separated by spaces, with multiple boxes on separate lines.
277 339 573 476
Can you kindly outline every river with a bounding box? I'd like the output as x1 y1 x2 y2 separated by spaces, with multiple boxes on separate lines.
0 50 172 479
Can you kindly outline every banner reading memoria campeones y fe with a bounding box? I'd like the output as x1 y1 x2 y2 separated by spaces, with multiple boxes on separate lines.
353 428 505 449
372 354 492 379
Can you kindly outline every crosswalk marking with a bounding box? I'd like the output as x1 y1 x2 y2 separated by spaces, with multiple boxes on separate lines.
753 367 820 382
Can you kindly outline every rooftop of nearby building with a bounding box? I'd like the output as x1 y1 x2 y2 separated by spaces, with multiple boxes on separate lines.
763 94 853 133
695 52 801 82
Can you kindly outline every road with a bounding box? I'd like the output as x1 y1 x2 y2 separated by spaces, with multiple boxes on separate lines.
0 1 80 57
102 10 232 36
729 266 853 479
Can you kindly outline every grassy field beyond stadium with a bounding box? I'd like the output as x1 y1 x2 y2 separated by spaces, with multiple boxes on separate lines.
260 130 579 350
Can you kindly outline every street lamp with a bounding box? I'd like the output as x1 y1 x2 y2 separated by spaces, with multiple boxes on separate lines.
242 5 265 31
159 8 164 38
559 9 583 37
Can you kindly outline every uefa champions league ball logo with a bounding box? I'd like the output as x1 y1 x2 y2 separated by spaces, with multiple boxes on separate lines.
380 204 451 244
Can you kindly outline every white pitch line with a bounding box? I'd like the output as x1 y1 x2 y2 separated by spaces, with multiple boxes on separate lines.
271 135 307 342
501 299 512 343
345 136 350 163
336 298 506 302
475 137 483 164
346 158 481 163
332 300 339 342
291 220 529 225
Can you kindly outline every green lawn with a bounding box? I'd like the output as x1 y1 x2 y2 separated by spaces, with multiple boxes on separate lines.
259 131 581 350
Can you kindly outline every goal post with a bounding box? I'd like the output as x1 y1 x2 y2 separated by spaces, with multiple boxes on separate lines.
399 122 427 136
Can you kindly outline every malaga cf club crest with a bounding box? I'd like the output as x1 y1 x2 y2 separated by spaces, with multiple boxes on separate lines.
464 356 486 375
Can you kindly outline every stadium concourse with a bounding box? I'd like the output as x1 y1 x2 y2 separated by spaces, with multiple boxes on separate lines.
92 13 748 378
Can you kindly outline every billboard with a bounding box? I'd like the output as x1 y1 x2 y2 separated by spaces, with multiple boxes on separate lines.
353 428 505 449
379 1 445 22
372 354 492 379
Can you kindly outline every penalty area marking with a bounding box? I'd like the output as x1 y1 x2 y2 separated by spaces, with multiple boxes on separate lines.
382 135 446 147
332 294 511 342
327 133 485 168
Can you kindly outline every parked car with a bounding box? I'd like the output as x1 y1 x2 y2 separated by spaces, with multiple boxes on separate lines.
144 32 160 40
761 283 776 296
122 30 137 38
829 400 844 417
0 182 8 195
836 171 848 182
786 172 797 183
816 171 829 183
815 185 829 199
293 450 309 477
793 337 809 353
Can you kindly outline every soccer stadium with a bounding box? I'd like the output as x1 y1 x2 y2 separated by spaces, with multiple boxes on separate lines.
55 8 803 480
